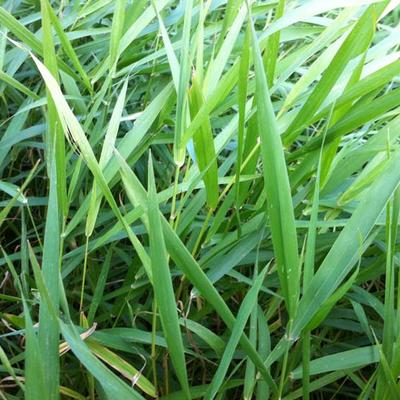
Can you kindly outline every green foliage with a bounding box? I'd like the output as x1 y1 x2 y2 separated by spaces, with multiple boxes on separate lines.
0 1 400 399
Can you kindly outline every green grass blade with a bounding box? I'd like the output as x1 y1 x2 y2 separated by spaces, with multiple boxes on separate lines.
109 0 127 71
45 1 91 91
234 23 250 215
204 3 246 96
147 154 191 398
36 148 61 400
0 70 39 99
204 267 268 400
188 72 218 209
153 0 180 89
85 79 128 237
250 14 300 317
263 0 285 88
291 346 379 380
87 248 113 325
40 0 67 218
173 0 193 165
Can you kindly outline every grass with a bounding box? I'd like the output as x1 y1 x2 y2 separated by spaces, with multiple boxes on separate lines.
0 0 400 399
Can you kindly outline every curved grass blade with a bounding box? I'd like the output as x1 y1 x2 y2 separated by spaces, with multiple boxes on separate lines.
30 51 152 280
87 340 156 397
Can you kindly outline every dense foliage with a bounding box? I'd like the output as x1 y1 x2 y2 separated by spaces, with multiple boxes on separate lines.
1 0 400 399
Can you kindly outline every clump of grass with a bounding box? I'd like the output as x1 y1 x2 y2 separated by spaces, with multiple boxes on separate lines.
1 1 400 399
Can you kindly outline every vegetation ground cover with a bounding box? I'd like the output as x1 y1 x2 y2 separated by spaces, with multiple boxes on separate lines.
1 0 400 399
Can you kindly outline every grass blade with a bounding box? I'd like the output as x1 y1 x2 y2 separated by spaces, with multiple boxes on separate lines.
173 0 194 165
250 14 300 317
204 267 268 400
188 72 218 209
147 155 191 398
